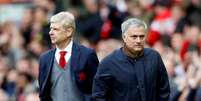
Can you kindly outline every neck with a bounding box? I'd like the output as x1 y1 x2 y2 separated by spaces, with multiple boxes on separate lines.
57 39 71 50
122 45 143 58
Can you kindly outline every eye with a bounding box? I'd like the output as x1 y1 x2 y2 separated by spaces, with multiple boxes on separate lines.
130 35 145 39
132 35 137 39
51 28 60 31
139 35 145 39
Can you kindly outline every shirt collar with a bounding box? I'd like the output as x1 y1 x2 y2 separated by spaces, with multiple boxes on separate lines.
56 40 73 54
121 47 144 59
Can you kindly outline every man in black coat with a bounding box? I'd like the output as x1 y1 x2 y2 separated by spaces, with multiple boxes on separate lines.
39 11 99 101
92 18 170 101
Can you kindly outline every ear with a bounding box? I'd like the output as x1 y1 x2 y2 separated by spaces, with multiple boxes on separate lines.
66 27 74 37
122 34 126 41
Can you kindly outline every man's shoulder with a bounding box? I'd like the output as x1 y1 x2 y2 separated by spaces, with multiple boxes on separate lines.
39 48 55 59
74 43 95 54
101 49 121 63
79 44 94 52
144 48 160 57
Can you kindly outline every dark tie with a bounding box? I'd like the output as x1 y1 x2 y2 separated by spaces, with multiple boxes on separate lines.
59 51 67 68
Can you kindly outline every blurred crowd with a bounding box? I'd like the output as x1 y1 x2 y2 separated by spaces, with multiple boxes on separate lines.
0 0 201 101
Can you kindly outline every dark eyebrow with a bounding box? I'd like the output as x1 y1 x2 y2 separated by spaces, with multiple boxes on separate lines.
139 35 145 37
131 35 145 37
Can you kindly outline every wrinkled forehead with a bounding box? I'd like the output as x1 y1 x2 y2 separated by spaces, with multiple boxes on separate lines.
126 26 146 34
50 22 62 29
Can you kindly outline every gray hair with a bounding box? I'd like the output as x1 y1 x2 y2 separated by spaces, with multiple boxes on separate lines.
50 11 76 30
121 18 147 35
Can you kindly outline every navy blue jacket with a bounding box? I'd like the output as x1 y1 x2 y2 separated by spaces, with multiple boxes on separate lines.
92 48 170 101
39 42 99 101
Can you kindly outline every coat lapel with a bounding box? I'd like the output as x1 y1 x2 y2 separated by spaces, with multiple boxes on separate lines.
70 42 81 72
42 48 56 92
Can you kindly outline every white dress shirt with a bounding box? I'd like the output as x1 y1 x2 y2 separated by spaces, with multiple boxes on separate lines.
55 40 73 64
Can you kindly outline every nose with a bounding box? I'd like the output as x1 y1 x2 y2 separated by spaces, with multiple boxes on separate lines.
49 30 53 35
136 37 141 43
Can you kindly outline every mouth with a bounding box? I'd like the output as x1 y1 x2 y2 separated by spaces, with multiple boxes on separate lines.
135 45 142 47
50 37 55 39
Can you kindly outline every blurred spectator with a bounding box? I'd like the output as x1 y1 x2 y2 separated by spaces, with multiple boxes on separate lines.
29 58 39 91
180 24 200 62
170 33 183 64
0 89 8 101
98 0 124 40
20 8 34 47
186 0 201 27
27 39 46 58
77 0 124 45
0 21 13 56
32 5 51 48
16 56 31 74
124 0 154 24
0 21 26 67
96 39 123 60
76 0 103 44
25 92 39 101
4 69 18 97
16 72 34 101
172 4 186 33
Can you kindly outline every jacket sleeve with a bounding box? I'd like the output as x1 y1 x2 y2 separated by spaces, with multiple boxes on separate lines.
38 54 44 100
186 88 197 101
83 50 99 100
156 53 170 101
86 50 99 86
168 89 182 101
92 59 113 101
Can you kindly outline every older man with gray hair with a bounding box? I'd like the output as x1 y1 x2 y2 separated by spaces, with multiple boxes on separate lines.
38 11 99 101
92 18 170 101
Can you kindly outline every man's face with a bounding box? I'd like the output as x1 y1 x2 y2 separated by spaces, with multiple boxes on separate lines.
49 22 71 45
123 26 146 52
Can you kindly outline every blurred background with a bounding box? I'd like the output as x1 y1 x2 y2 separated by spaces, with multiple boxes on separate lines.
0 0 201 101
